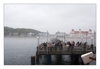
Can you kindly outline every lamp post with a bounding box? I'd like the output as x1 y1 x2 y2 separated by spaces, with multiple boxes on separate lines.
64 33 66 42
56 32 58 39
41 37 42 44
94 31 96 46
47 31 48 42
81 37 83 42
84 36 86 43
91 37 93 45
37 36 39 46
86 31 88 43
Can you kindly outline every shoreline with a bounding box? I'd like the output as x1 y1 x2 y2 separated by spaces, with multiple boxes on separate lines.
4 36 95 39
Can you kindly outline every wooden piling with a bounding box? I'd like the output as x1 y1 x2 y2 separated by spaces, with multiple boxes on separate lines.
74 55 79 65
31 56 35 65
47 54 51 65
48 47 49 54
56 55 62 65
36 51 39 65
37 47 38 52
70 55 80 65
79 55 84 65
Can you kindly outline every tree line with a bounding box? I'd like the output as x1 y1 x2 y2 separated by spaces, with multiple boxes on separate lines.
4 26 41 36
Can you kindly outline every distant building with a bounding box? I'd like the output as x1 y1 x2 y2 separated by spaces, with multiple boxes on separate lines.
38 32 50 37
13 33 18 36
27 32 34 36
70 29 94 37
56 31 66 37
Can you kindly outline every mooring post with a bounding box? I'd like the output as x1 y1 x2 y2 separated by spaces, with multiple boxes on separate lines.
37 47 38 52
31 56 35 65
79 55 84 65
70 55 74 64
74 55 80 65
95 46 96 53
55 55 62 65
48 47 49 54
47 54 51 65
71 55 80 65
36 51 39 65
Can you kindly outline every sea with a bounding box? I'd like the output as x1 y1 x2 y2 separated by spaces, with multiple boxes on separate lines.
4 37 96 65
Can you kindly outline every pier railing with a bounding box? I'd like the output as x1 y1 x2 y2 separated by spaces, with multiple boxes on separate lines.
36 46 96 55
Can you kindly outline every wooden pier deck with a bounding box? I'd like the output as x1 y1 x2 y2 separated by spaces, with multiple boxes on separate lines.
37 46 96 55
32 45 96 65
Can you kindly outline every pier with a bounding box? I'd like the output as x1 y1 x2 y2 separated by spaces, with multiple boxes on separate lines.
31 44 96 65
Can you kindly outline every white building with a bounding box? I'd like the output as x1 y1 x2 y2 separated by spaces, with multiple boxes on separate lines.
27 32 34 36
70 29 94 37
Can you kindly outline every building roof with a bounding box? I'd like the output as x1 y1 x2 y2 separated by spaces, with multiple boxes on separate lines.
72 29 74 31
74 31 79 34
89 29 92 31
81 31 88 34
70 30 88 34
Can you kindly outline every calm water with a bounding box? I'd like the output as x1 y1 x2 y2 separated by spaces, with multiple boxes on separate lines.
4 37 96 65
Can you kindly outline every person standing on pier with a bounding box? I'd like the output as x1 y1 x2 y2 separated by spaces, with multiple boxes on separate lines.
83 42 87 51
91 44 93 51
52 42 55 51
79 42 81 47
60 42 63 50
55 43 58 51
65 43 67 50
73 41 75 46
76 41 79 46
69 41 71 51
67 41 71 51
43 42 47 50
71 41 75 51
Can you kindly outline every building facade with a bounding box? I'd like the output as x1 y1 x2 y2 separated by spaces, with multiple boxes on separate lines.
70 29 94 37
55 31 66 37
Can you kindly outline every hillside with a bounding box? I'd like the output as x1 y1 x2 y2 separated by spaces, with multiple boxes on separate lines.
4 26 41 36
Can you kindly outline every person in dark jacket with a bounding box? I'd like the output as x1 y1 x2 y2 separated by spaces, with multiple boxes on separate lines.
76 41 79 46
71 41 75 51
84 42 87 51
91 44 93 51
68 41 71 51
43 42 47 50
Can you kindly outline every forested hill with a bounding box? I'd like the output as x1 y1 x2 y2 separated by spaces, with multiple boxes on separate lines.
4 26 41 36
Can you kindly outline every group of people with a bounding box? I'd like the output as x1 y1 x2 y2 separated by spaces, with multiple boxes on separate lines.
40 41 74 51
76 41 83 47
40 40 94 51
41 41 63 51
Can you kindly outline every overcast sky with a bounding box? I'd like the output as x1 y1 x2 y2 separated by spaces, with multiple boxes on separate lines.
4 4 96 34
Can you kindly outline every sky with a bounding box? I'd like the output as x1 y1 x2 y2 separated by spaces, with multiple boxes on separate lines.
4 4 96 34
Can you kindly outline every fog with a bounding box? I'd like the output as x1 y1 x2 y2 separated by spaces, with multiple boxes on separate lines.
4 4 96 34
